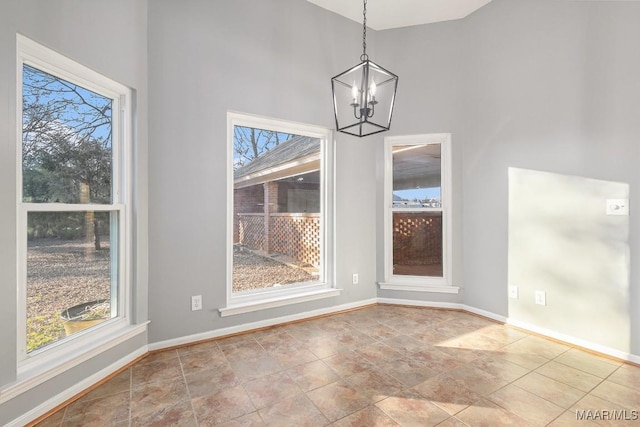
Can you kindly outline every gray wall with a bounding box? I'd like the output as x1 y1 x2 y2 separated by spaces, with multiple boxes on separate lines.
147 0 378 344
0 0 148 423
3 0 640 423
509 168 630 351
375 0 640 356
458 0 640 354
374 19 466 305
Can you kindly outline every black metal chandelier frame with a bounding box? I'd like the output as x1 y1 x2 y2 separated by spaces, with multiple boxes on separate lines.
331 0 398 137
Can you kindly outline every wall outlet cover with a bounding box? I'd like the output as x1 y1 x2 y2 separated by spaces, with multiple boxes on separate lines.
535 291 546 306
191 295 202 311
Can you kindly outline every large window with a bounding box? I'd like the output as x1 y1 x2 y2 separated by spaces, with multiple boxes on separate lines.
380 134 457 293
17 36 131 361
223 113 336 316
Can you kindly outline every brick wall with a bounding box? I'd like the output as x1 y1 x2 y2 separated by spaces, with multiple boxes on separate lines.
233 186 264 243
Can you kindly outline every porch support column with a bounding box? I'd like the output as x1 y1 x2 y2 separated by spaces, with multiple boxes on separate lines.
263 182 279 253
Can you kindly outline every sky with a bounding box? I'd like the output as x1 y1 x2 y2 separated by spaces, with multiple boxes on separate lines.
23 64 112 145
394 187 441 201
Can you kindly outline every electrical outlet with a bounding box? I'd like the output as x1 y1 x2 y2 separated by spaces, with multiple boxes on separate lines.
352 273 359 285
508 285 519 299
535 291 546 306
191 295 202 311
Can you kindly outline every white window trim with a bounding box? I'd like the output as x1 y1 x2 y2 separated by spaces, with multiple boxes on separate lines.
379 133 458 294
16 34 138 373
221 112 337 316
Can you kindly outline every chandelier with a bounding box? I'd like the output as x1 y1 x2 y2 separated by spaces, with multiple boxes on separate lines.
331 0 398 137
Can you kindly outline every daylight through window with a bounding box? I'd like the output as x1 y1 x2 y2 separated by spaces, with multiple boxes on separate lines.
18 36 129 357
382 134 454 291
232 125 323 294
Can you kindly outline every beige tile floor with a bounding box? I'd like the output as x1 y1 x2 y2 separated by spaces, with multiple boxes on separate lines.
35 305 640 426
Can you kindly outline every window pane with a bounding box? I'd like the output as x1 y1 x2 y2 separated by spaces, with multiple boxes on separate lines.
392 144 441 208
27 211 118 353
22 64 113 204
393 212 443 277
233 126 321 293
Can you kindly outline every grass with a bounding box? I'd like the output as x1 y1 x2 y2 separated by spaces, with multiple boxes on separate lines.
27 314 65 353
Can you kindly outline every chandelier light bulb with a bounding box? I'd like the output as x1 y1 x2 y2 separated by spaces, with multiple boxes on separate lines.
369 80 377 97
351 82 359 103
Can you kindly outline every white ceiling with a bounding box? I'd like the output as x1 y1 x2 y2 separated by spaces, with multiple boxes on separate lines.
305 0 494 30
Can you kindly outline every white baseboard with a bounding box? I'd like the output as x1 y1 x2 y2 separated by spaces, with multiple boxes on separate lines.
506 317 640 364
148 298 378 351
376 297 463 310
462 304 507 323
6 346 147 427
376 298 637 362
10 297 640 427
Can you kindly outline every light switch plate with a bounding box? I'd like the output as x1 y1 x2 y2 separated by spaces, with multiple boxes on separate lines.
606 199 629 216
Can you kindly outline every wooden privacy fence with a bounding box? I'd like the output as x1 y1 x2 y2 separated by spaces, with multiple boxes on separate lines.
393 212 442 266
236 213 320 267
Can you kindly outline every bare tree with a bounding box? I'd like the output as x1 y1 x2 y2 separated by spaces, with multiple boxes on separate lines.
22 64 112 248
233 126 294 170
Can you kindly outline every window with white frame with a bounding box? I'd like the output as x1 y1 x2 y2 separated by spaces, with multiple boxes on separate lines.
380 134 457 293
222 112 336 316
17 35 131 361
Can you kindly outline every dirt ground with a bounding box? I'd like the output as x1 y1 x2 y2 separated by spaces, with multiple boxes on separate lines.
26 239 315 351
27 238 111 352
233 246 316 292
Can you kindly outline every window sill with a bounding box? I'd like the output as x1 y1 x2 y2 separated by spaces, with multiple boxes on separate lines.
219 288 342 317
2 322 149 405
378 282 460 294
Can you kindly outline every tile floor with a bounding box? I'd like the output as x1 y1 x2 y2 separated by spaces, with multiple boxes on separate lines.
36 305 640 426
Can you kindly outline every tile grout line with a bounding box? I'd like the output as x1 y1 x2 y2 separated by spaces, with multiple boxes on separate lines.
127 367 132 427
514 348 627 426
177 349 200 427
247 332 329 424
429 328 543 425
36 307 640 426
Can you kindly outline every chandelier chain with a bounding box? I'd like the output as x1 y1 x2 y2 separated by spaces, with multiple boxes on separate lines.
361 0 368 61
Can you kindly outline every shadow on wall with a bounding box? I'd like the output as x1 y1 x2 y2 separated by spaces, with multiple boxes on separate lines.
508 167 630 353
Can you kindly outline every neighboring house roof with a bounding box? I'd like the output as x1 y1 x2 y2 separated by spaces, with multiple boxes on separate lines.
234 135 321 188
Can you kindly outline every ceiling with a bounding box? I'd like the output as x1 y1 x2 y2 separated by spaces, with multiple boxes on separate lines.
305 0 494 30
392 144 441 191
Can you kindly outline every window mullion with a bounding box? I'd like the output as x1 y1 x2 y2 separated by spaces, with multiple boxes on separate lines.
22 203 120 212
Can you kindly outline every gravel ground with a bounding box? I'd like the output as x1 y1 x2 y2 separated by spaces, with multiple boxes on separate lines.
233 246 316 292
26 239 315 350
27 238 111 351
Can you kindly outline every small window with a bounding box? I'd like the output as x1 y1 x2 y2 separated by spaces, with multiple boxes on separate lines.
17 35 131 359
380 134 457 293
224 113 336 314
